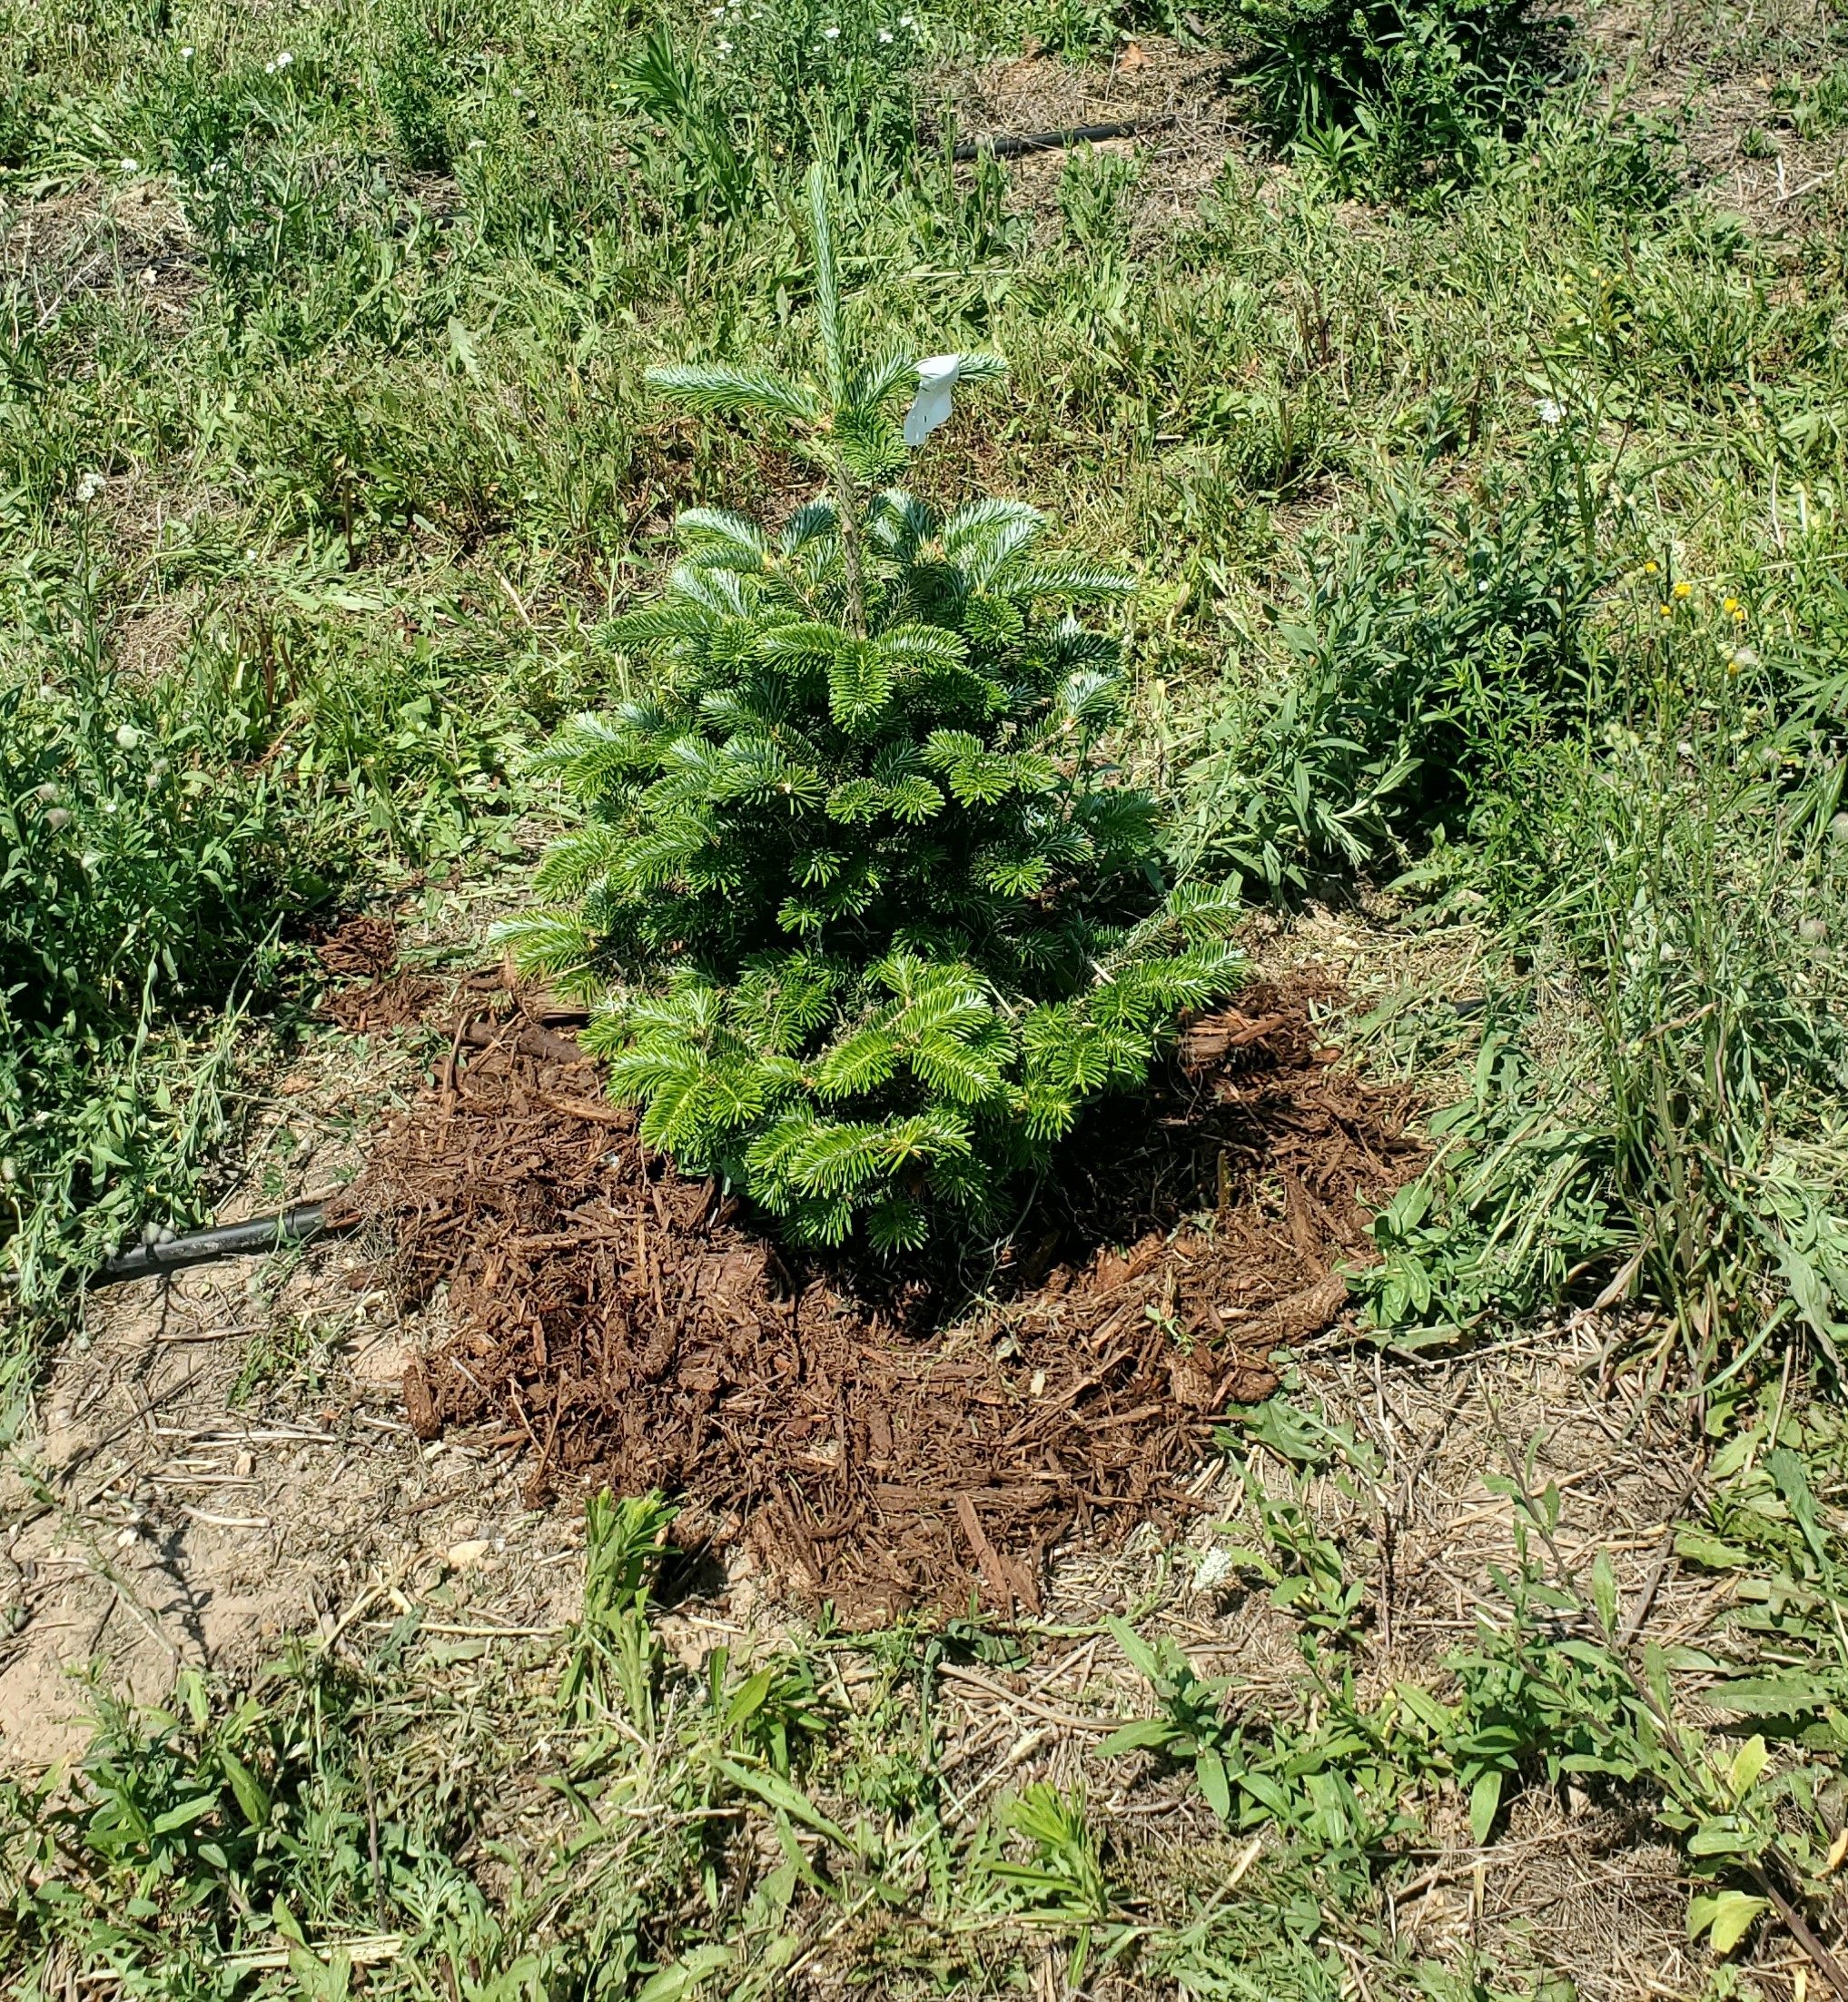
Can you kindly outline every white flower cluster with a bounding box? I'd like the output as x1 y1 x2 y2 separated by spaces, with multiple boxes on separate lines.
704 7 918 58
708 0 768 55
264 49 293 74
1192 1546 1238 1593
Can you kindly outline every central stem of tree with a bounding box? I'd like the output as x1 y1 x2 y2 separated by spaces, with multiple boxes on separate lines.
833 456 867 640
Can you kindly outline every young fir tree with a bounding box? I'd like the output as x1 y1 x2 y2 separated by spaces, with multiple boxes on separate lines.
500 167 1242 1252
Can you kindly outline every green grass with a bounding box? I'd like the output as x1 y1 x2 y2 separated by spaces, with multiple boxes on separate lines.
6 0 1848 1986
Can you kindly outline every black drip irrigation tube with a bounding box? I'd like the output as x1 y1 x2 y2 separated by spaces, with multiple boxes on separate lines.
89 1203 358 1289
951 116 1173 162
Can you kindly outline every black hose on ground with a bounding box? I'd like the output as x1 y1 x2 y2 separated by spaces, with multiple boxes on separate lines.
88 1203 356 1288
951 117 1173 161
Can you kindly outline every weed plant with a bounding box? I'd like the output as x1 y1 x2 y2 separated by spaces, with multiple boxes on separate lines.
1177 471 1598 898
0 553 535 1412
1236 0 1570 201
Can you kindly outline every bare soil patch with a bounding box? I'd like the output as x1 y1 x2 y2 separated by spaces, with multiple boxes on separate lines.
355 977 1420 1623
1586 0 1848 230
933 38 1250 245
0 895 570 1771
0 180 203 338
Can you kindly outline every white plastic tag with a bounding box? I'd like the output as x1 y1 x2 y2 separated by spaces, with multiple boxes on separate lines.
904 354 963 448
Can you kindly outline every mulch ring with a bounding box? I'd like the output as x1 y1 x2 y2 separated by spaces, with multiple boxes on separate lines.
354 977 1422 1623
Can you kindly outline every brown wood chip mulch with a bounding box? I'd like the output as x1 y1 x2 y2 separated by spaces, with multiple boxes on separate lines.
353 975 1422 1623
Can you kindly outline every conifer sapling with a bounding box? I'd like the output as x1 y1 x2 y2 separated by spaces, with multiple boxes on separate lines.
499 165 1243 1252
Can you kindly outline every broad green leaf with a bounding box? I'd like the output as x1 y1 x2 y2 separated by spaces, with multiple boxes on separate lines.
179 1672 210 1731
1660 1646 1728 1672
1709 1893 1769 1954
637 1944 734 2002
1591 1550 1618 1637
1099 1718 1175 1757
1642 1640 1675 1720
1674 1529 1755 1571
1238 1770 1294 1819
1726 1734 1770 1800
726 1668 775 1729
218 1750 271 1830
1468 1769 1503 1846
711 1757 850 1848
1107 1617 1162 1684
1711 1672 1841 1716
1687 1819 1756 1857
1394 1682 1453 1736
1768 1447 1832 1570
1197 1747 1233 1823
151 1794 220 1836
1687 1888 1769 1955
772 1814 832 1891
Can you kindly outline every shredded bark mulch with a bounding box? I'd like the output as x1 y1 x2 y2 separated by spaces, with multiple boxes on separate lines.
356 977 1421 1621
314 915 400 980
313 916 441 1033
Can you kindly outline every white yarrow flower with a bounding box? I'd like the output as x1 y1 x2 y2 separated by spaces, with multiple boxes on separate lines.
1193 1548 1238 1592
114 724 141 750
1537 396 1565 425
823 23 839 34
74 471 105 503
